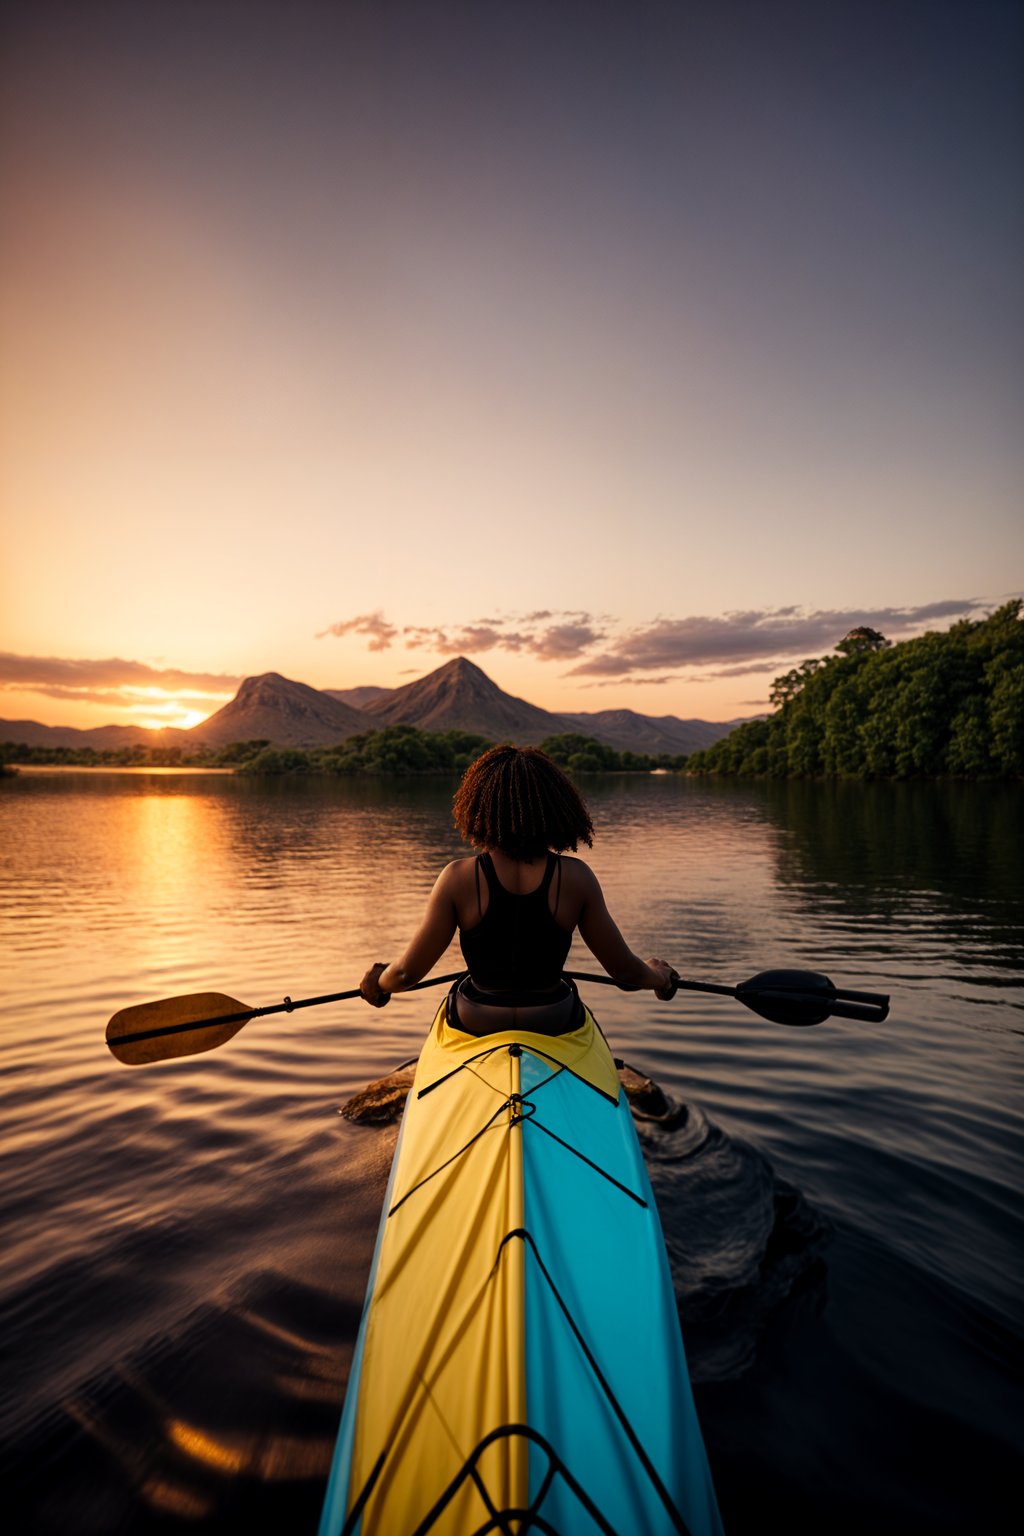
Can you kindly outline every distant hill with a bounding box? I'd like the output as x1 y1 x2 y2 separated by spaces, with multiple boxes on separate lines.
560 709 751 757
324 684 394 709
2 656 749 755
0 718 184 749
187 673 371 748
361 656 577 742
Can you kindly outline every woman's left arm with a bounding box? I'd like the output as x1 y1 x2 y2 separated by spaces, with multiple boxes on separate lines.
361 863 460 1007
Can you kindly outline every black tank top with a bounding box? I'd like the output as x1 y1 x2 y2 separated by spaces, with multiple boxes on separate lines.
459 853 572 991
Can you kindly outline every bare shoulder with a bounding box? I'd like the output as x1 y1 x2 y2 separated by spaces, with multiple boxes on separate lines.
557 854 602 896
436 856 477 892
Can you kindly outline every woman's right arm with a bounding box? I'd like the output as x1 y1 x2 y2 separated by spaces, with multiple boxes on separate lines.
360 862 460 1006
576 865 678 998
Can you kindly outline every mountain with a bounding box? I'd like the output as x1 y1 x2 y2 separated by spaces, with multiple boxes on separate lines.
2 658 750 755
0 719 184 749
560 709 750 756
361 656 578 742
324 684 395 709
187 672 371 748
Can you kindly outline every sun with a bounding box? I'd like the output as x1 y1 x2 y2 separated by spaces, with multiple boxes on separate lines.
140 706 208 731
126 689 220 731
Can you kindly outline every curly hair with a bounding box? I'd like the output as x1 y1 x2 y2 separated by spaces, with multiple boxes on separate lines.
452 745 595 860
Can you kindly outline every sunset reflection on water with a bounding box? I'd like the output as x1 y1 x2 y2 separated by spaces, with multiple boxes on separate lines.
1 769 1020 1535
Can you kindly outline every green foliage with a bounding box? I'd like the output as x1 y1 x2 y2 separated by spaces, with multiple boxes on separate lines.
212 739 271 765
236 727 687 776
238 725 496 776
687 601 1023 781
241 747 311 774
835 626 892 656
769 657 825 708
0 724 689 777
539 734 620 770
538 735 687 773
0 741 218 768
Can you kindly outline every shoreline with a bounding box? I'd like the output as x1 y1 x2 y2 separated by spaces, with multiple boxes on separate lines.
7 764 239 776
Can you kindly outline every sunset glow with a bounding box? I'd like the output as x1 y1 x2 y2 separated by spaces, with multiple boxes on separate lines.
117 688 232 731
138 706 210 732
1 1 1020 732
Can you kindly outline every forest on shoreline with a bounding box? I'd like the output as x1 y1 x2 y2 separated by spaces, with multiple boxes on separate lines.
686 601 1022 779
0 728 688 776
5 604 1020 782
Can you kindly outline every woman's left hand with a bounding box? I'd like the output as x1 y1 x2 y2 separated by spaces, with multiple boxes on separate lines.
360 962 392 1008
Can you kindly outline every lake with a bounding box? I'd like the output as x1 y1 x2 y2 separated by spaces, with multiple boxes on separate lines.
1 768 1021 1534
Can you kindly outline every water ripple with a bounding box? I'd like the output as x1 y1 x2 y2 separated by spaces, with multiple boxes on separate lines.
1 770 1021 1533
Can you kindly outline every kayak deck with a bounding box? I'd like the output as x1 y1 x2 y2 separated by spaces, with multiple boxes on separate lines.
320 1003 722 1536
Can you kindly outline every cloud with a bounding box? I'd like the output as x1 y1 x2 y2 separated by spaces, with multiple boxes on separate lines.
432 625 528 656
530 622 604 660
316 597 999 682
699 658 797 679
568 600 988 677
316 611 398 650
324 610 604 662
400 624 524 655
577 675 675 689
0 652 241 706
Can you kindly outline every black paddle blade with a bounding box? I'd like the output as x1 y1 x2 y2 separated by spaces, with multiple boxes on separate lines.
736 970 837 1026
735 970 890 1026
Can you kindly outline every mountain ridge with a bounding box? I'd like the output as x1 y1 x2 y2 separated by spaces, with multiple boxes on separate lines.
360 656 580 742
188 672 370 748
559 708 750 756
1 657 752 754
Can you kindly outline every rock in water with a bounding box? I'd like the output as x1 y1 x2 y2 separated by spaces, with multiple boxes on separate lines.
340 1068 416 1125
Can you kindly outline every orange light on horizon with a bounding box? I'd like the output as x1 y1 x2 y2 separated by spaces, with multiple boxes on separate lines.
120 687 225 731
138 707 209 731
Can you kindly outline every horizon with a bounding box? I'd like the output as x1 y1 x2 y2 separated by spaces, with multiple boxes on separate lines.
2 2 1021 732
1 598 1019 734
4 604 1020 737
3 650 765 734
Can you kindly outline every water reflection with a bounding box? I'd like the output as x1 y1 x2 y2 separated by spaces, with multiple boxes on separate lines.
762 778 1022 922
1 769 1021 1535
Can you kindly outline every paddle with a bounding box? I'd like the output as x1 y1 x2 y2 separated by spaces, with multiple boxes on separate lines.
106 966 889 1065
105 973 466 1066
570 968 890 1026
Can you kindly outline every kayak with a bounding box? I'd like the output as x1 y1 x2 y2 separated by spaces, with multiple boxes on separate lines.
319 998 723 1536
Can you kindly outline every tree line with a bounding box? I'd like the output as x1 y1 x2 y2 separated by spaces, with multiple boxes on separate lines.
686 601 1023 779
236 728 686 775
1 726 687 776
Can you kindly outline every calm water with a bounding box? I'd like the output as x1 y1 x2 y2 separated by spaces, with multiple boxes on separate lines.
1 769 1021 1534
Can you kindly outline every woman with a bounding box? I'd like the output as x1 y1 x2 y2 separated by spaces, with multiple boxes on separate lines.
360 744 678 1033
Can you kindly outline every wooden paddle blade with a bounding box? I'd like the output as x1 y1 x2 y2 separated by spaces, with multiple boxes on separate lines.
736 969 835 1027
106 992 253 1065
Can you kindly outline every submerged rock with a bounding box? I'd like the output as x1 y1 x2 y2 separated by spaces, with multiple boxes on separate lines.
340 1067 416 1125
615 1061 690 1129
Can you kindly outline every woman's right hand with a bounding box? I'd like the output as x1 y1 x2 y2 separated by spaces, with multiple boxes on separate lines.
360 962 392 1008
646 958 679 1000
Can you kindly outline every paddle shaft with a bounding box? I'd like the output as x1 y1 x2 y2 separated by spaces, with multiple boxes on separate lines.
568 971 890 1022
111 971 466 1047
110 965 890 1053
568 970 732 998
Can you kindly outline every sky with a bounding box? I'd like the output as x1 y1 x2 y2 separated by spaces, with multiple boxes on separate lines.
1 0 1021 730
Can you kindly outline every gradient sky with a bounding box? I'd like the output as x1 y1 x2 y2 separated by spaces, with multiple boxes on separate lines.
2 0 1021 729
